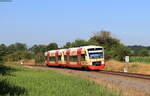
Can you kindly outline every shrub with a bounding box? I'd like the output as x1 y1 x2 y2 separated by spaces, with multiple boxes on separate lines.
35 53 45 65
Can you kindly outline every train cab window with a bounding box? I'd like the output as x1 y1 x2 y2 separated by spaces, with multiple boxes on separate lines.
70 56 77 62
89 52 103 59
49 56 55 61
81 54 85 61
58 55 61 61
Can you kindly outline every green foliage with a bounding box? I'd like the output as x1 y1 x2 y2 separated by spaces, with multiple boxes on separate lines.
25 43 58 65
132 48 149 56
4 51 33 61
1 30 143 63
63 39 90 48
47 42 58 51
89 31 120 46
128 46 150 56
128 45 148 51
8 43 27 54
130 56 150 63
63 42 72 48
0 43 30 63
137 48 149 56
0 44 8 64
71 39 90 47
89 30 131 61
35 53 45 65
0 65 122 96
61 30 131 61
29 44 47 54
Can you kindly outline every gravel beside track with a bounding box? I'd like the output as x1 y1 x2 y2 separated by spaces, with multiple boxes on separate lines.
24 65 150 96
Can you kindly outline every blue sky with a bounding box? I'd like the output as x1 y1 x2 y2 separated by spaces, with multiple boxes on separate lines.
0 0 150 47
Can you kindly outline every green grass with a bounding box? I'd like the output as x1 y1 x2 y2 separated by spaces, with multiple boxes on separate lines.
130 56 150 64
0 64 121 96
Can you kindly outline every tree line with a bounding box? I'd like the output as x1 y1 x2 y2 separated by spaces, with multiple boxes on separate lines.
128 45 150 56
0 30 149 64
0 42 59 64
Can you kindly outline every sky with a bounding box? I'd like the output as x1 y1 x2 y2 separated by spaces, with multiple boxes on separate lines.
0 0 150 47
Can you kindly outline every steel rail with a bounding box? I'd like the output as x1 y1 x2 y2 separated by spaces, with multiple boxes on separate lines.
99 70 150 80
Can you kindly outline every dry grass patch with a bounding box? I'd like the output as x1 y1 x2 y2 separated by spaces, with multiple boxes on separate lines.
105 60 150 75
5 60 35 65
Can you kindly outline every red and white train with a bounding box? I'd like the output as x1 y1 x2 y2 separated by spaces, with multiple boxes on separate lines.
44 45 105 70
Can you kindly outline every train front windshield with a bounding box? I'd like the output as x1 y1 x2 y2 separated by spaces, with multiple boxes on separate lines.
89 52 103 59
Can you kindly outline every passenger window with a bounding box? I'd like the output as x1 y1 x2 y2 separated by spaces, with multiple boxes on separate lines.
49 56 55 61
64 55 67 61
70 56 77 62
58 55 61 61
81 54 85 61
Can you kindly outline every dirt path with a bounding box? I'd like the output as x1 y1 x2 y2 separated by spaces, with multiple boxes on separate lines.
24 65 150 96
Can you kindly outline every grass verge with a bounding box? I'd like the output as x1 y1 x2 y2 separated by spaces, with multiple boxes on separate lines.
0 64 121 96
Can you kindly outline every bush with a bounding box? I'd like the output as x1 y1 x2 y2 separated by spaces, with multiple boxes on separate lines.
4 51 33 62
35 53 45 65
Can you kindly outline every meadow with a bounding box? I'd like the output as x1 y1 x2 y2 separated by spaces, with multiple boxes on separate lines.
0 64 121 96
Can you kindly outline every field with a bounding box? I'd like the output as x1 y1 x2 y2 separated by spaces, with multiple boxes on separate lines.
130 56 150 63
0 64 121 96
105 60 150 75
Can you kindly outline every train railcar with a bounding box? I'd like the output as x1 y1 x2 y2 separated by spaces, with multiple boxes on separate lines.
44 45 105 70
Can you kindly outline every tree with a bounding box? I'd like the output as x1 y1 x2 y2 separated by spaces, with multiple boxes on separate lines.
8 43 27 54
63 42 72 48
71 39 89 47
128 46 150 56
29 45 47 54
62 39 90 48
89 30 120 46
136 48 149 56
4 51 33 61
47 43 58 51
35 53 45 65
0 44 8 63
89 30 131 61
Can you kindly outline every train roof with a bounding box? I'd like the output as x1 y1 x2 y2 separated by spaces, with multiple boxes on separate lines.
79 45 103 48
46 45 103 53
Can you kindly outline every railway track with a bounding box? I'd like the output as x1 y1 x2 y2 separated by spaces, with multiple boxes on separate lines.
24 65 150 80
99 70 150 80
